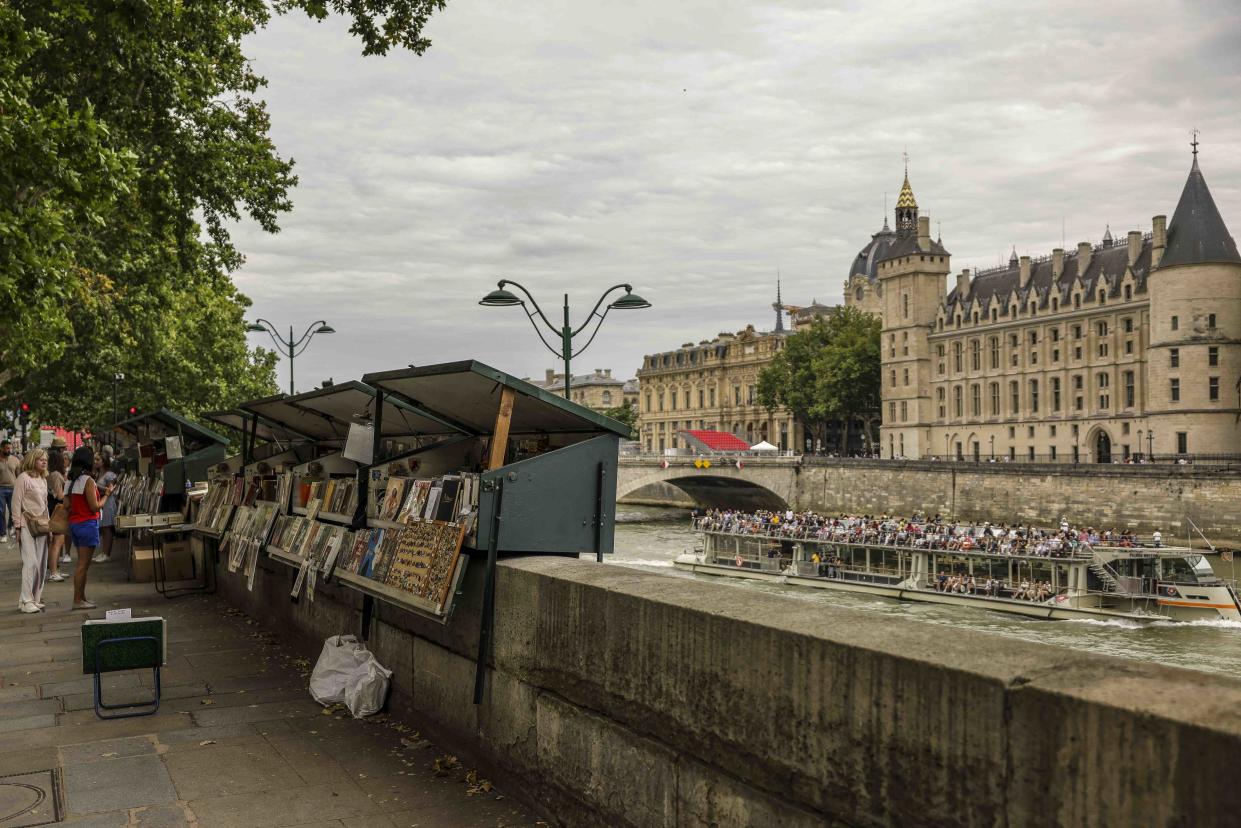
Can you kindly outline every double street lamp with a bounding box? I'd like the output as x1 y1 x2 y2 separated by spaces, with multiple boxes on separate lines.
478 281 651 398
245 319 336 395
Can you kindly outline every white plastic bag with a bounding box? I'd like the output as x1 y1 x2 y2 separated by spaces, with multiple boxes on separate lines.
343 658 393 718
308 635 392 717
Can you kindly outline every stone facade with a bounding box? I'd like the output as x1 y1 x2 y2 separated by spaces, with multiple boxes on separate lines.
528 368 634 412
846 152 1241 461
635 325 802 452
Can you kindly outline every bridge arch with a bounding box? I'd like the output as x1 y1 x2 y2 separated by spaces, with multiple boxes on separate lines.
616 463 793 511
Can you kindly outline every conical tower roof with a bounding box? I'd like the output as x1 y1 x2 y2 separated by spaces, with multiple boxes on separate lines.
1161 152 1241 269
896 174 917 209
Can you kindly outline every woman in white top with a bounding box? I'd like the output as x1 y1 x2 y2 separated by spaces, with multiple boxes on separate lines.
13 449 49 613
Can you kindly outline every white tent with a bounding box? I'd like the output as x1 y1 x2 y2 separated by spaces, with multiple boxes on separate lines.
750 440 778 451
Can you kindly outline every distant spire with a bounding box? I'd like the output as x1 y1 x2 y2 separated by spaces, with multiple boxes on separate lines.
1191 127 1200 159
1102 224 1114 247
895 153 918 236
773 271 785 333
936 221 942 244
1009 246 1018 266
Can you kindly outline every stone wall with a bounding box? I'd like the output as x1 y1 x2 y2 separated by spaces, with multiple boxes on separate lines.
795 460 1241 543
214 549 1241 827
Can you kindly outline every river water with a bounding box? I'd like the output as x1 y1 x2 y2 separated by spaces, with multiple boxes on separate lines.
592 505 1241 679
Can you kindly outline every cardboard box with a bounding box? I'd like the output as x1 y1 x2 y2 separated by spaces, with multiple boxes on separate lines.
129 541 196 583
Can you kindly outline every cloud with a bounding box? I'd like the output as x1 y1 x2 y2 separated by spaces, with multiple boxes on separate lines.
229 0 1241 390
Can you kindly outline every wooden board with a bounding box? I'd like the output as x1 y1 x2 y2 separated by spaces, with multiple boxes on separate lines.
384 520 467 609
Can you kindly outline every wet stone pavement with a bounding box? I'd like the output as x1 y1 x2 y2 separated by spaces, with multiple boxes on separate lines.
0 537 541 827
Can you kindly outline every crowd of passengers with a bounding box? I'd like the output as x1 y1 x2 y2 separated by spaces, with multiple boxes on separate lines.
694 509 1162 558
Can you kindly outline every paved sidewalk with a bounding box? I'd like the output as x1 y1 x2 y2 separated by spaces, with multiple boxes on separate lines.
0 537 540 827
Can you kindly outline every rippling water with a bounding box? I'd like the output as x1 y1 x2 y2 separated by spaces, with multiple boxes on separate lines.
587 504 1241 679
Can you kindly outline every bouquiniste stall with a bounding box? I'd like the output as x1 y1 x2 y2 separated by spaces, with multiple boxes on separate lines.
195 361 629 698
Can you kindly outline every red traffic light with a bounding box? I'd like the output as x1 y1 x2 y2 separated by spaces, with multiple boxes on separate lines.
127 406 139 416
19 403 29 413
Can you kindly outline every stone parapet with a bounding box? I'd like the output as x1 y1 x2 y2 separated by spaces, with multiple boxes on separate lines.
217 552 1241 827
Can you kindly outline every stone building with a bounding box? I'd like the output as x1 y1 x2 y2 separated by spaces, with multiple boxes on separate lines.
636 322 802 453
845 147 1241 461
528 368 632 412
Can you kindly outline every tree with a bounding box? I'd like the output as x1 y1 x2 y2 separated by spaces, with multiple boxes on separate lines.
602 399 637 438
757 306 881 453
1 0 446 430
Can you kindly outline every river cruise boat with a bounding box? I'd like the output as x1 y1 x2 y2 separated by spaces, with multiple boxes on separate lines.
676 519 1241 623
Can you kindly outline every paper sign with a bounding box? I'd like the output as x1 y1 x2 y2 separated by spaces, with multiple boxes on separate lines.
105 608 132 621
165 436 184 460
343 420 374 464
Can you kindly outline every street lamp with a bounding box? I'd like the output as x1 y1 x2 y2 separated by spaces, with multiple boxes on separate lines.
989 434 995 460
112 372 124 425
245 319 335 395
1147 429 1154 460
479 281 651 399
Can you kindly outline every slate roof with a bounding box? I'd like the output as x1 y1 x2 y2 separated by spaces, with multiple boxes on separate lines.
1161 156 1241 268
945 239 1149 314
848 222 896 284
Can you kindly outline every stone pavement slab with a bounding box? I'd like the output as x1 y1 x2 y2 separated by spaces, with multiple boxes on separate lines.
0 535 541 826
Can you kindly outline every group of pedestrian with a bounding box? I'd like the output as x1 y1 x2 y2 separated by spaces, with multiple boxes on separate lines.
7 439 117 614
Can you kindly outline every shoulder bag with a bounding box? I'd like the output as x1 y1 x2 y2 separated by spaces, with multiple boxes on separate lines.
24 510 50 537
49 501 70 535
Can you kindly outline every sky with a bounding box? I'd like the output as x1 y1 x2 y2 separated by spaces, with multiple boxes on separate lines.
230 0 1241 391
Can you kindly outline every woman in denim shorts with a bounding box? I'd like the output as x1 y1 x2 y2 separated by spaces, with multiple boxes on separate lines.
66 447 114 610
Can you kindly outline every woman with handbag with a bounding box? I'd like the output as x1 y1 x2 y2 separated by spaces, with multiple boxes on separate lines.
13 448 49 613
46 440 68 582
67 446 112 610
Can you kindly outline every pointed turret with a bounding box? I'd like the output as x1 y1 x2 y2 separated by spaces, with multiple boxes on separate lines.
1102 225 1113 247
772 274 785 333
895 171 918 236
1160 145 1241 269
1009 246 1018 267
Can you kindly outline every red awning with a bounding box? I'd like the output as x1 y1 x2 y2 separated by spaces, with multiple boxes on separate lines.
680 430 750 451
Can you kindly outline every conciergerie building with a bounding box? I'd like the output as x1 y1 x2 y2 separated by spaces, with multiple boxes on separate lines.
845 142 1241 462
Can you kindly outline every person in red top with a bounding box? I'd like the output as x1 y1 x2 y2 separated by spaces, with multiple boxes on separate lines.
66 447 113 610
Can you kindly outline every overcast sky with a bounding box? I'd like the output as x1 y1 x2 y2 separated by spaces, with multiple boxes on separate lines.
231 0 1241 390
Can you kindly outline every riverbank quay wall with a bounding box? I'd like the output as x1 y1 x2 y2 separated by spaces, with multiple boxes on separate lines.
214 552 1241 827
619 457 1241 542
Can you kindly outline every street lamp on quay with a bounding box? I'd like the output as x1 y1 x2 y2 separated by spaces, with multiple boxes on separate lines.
478 281 651 399
245 319 336 395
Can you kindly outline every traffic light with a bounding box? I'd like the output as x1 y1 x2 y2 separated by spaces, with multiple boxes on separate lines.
18 403 30 424
127 405 140 416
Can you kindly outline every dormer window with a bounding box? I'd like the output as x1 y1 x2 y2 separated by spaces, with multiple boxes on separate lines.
1074 294 1081 309
1124 285 1132 301
1098 290 1105 304
1052 297 1059 311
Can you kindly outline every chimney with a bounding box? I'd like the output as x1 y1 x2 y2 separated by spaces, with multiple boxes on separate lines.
1127 230 1142 266
545 369 555 385
1152 215 1167 268
1077 242 1092 277
956 269 971 300
1052 248 1064 280
604 368 612 378
1019 255 1032 289
917 216 931 250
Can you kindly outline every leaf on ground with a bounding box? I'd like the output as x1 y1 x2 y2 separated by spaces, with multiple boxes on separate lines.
198 740 216 746
432 754 460 776
200 699 215 705
101 752 118 757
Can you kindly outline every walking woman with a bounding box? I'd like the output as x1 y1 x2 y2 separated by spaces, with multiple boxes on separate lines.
13 448 49 613
67 447 113 610
46 439 68 582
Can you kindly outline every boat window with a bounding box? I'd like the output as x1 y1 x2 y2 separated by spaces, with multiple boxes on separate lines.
1162 555 1215 583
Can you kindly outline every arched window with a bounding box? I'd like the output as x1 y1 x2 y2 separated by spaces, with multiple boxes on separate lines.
971 384 981 417
989 337 999 369
602 390 612 405
903 294 910 318
970 339 981 371
953 342 962 372
855 286 863 301
954 385 963 418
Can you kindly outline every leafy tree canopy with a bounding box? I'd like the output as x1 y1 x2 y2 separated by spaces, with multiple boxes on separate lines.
757 306 882 450
602 399 637 438
0 0 445 431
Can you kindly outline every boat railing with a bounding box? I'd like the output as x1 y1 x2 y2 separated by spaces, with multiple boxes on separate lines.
696 521 1094 561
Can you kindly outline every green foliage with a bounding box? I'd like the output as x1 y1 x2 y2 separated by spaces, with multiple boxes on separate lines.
602 399 637 438
757 307 882 449
0 1 444 431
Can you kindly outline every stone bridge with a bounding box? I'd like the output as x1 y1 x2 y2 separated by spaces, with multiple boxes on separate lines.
617 455 798 510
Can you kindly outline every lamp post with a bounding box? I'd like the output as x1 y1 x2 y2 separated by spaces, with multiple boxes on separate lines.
112 372 124 425
245 319 335 395
478 281 651 399
989 434 995 460
1147 429 1154 460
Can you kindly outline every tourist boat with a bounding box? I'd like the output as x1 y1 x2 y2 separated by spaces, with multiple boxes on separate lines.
675 520 1241 623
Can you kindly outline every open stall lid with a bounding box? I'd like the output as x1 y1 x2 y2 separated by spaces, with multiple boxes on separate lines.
362 360 632 438
201 407 312 446
239 381 443 444
112 408 229 448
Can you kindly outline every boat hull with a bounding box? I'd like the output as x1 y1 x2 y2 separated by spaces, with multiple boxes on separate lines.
674 557 1180 623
